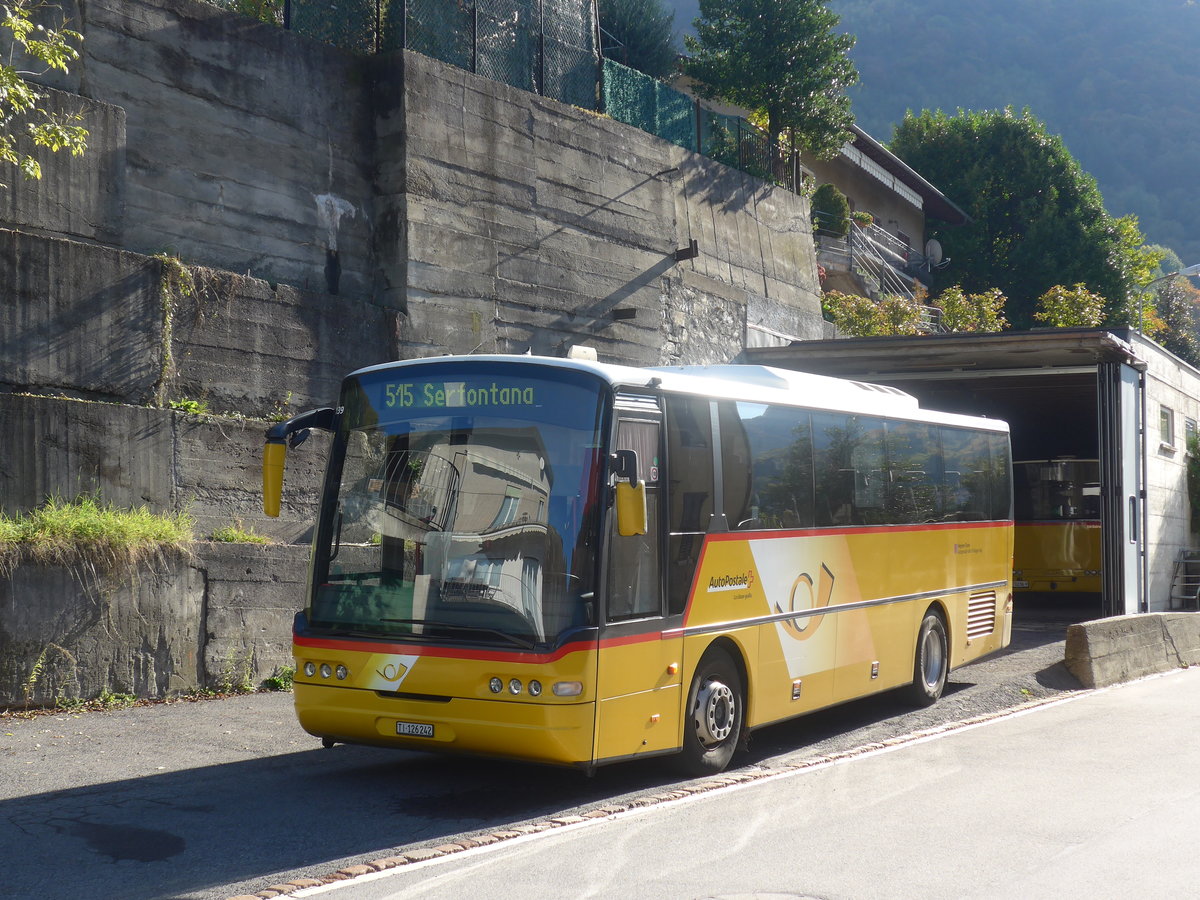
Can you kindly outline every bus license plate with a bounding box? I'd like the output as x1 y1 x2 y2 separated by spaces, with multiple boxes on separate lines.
1014 580 1029 589
396 721 434 738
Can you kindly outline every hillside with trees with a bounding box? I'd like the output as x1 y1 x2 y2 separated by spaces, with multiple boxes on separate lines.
832 0 1200 266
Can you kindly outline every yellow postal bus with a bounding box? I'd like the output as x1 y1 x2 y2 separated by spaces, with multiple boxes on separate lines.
1012 458 1102 595
264 356 1013 774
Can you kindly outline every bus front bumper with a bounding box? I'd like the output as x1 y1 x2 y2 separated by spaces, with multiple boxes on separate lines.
294 682 596 767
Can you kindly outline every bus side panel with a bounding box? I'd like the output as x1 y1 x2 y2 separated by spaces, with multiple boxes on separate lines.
593 633 684 761
292 640 598 766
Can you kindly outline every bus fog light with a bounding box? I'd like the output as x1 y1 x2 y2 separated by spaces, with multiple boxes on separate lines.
304 662 316 677
489 677 503 694
552 681 583 697
335 665 349 680
509 678 523 695
528 680 543 697
320 663 332 679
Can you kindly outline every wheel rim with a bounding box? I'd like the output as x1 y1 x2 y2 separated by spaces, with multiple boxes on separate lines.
693 679 736 747
921 627 946 688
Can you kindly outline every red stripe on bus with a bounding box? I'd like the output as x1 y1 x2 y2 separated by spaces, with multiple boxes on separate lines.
702 519 1009 542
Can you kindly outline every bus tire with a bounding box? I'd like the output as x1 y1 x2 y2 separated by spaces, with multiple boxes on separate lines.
677 648 744 776
904 610 948 707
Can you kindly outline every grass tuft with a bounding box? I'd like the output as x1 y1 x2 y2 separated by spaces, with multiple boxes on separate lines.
0 496 194 573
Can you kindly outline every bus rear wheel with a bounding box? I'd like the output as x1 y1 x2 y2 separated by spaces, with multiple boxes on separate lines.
677 648 744 776
904 610 948 707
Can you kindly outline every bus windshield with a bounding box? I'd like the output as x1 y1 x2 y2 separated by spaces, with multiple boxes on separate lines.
1014 459 1100 521
310 364 608 649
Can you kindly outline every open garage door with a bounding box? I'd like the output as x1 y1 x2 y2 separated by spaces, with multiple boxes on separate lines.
1098 361 1144 616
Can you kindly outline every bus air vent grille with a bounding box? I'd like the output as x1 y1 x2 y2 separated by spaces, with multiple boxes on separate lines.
615 392 661 414
966 591 997 639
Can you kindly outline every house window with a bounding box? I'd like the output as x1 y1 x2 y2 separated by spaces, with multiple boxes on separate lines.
1160 405 1175 448
1186 418 1197 452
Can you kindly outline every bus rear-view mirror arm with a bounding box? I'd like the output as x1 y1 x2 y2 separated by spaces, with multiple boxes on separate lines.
263 407 337 517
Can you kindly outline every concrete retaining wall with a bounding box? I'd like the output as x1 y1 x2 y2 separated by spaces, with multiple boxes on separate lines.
0 392 329 544
1065 612 1200 688
0 543 309 707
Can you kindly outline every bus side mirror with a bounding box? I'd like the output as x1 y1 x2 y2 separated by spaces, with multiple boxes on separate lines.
615 481 647 536
263 440 287 518
612 449 647 536
262 407 336 517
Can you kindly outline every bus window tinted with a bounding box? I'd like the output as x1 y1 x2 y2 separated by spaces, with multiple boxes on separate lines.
733 401 814 530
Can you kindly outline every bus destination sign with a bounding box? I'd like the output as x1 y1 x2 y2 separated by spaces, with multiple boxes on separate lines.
383 381 537 410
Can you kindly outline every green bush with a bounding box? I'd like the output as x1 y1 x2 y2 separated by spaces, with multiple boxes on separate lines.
811 183 849 237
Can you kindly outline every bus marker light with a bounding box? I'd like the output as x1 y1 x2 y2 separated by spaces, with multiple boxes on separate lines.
320 663 332 679
528 680 543 696
304 662 316 677
336 665 348 680
552 681 583 697
508 678 523 695
667 663 679 675
489 677 503 694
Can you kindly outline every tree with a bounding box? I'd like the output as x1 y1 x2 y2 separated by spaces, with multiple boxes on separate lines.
821 290 922 336
810 182 848 236
934 285 1008 333
683 0 857 159
598 0 678 80
1033 284 1107 328
888 108 1155 330
1 0 87 184
1154 277 1200 366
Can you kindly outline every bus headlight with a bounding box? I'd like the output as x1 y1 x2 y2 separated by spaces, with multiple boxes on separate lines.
320 663 332 679
489 677 503 694
528 680 543 697
508 678 523 695
335 665 349 680
304 662 316 677
552 681 583 697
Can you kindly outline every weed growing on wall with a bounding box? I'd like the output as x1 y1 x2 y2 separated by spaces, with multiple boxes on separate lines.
0 495 195 574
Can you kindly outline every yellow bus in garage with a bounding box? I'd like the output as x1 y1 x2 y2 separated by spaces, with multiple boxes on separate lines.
1013 458 1102 595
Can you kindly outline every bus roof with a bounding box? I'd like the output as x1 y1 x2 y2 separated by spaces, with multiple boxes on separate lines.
348 354 1008 432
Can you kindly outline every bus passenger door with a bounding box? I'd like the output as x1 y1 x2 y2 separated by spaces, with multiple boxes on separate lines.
593 413 684 763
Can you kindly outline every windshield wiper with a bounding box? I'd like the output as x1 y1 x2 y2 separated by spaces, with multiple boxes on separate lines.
380 618 537 650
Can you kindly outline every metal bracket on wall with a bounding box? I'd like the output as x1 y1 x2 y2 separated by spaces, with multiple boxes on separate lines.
673 239 699 262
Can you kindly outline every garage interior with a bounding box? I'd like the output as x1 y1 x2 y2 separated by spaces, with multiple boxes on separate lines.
742 329 1148 620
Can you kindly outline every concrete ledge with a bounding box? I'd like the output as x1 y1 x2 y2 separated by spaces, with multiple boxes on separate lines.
1065 613 1200 688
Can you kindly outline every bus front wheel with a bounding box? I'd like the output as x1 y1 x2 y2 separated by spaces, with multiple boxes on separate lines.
904 610 948 707
678 648 744 776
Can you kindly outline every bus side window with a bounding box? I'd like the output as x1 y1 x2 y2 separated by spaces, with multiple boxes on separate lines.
717 402 755 529
606 419 662 621
735 402 814 529
886 421 941 524
941 427 991 521
813 412 885 525
665 395 715 616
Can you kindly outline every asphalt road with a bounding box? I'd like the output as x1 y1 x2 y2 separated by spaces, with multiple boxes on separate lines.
329 666 1200 900
0 596 1092 900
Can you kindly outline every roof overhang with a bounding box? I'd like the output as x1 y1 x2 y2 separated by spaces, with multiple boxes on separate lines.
741 328 1146 381
848 124 971 227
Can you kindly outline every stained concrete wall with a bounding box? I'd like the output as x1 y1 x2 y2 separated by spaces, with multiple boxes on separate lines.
1 0 828 703
0 543 308 706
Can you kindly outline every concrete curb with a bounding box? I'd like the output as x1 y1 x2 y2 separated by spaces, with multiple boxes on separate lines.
1065 612 1200 688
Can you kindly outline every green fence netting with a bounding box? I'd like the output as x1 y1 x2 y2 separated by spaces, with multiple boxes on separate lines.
602 59 695 151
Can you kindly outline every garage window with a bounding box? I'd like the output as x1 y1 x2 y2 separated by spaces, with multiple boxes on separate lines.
1160 405 1175 449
